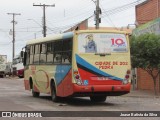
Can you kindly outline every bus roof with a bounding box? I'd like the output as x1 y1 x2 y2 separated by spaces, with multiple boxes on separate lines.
26 30 127 45
75 29 127 34
26 32 73 45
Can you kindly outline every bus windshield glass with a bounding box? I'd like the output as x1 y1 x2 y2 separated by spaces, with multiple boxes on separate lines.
13 57 21 65
78 33 128 53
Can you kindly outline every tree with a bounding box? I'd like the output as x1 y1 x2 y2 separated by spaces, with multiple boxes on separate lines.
130 33 160 95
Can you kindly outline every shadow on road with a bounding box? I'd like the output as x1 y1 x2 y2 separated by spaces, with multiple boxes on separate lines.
38 95 115 107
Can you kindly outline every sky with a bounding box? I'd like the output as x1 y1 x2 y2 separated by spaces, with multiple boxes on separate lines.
0 0 140 62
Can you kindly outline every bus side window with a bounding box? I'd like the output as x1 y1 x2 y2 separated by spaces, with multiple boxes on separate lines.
26 46 30 65
54 53 62 63
33 44 40 64
62 39 72 64
40 43 46 64
46 43 53 64
30 45 34 64
54 41 62 63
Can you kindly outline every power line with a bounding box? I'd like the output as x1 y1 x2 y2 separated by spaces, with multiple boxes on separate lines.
101 0 145 17
33 3 55 37
0 42 12 45
5 0 145 41
100 4 118 30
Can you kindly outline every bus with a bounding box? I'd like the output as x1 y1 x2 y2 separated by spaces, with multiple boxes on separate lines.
22 30 131 102
12 55 24 78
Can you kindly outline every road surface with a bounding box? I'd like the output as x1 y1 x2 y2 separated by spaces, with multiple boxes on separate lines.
0 77 159 120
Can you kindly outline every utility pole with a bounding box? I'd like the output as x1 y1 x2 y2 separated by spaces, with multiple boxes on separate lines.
92 0 101 29
95 0 100 29
33 3 55 37
7 13 21 62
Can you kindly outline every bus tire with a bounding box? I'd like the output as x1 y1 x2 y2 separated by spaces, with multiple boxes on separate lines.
51 83 59 102
30 80 40 97
90 96 107 102
32 88 40 97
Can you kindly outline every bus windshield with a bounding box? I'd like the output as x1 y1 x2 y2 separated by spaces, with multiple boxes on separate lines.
78 33 128 53
13 57 22 65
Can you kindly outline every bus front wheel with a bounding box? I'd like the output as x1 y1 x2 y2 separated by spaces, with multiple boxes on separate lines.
90 96 107 102
29 78 40 97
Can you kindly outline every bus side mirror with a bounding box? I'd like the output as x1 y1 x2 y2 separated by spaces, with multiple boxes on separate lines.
21 51 24 58
21 51 26 66
23 52 27 66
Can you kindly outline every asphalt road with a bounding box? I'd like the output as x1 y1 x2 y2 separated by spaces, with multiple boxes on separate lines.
0 77 160 120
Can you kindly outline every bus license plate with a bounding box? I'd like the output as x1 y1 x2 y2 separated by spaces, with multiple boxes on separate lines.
97 77 109 80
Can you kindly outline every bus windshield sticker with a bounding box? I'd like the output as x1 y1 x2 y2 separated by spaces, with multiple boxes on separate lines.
78 33 127 53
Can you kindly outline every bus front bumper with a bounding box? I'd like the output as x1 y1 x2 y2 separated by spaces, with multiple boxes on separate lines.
72 84 131 96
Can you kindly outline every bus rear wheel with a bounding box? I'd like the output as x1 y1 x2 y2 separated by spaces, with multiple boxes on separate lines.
90 96 107 102
51 84 59 102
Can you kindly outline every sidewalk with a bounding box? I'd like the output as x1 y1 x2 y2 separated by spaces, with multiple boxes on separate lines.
6 76 21 80
124 90 160 98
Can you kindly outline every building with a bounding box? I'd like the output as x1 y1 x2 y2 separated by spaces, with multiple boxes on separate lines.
135 0 160 93
136 0 160 25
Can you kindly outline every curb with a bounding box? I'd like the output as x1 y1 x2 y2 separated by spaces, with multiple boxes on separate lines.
7 76 19 80
122 91 160 98
122 95 159 98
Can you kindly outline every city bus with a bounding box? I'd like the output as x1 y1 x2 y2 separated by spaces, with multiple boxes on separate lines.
12 54 24 78
22 30 131 102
